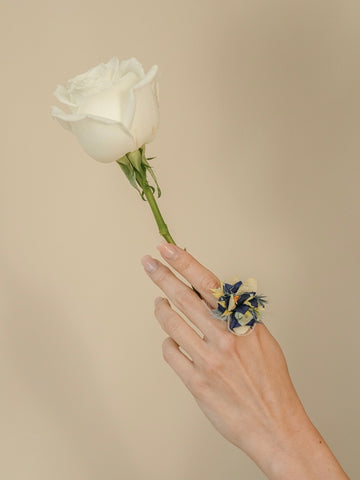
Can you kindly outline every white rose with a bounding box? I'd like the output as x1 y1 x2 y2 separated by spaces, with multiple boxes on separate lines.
50 57 160 163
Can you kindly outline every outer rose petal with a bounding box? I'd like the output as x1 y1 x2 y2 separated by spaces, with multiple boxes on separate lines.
116 58 149 129
117 57 145 81
50 106 86 131
51 106 136 162
106 56 119 71
70 116 136 163
130 65 160 147
54 85 78 109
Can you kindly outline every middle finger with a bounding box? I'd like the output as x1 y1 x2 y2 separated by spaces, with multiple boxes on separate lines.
154 297 207 363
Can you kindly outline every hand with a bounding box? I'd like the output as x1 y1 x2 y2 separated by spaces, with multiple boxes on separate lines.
141 243 350 480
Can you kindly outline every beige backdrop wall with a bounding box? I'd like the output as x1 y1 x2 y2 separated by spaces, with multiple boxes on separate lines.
0 1 359 479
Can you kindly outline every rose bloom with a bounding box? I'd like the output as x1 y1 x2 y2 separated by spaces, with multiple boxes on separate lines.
51 57 160 163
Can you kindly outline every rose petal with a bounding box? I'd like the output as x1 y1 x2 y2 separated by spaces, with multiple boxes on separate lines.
50 106 86 131
106 56 120 71
113 58 149 129
77 71 140 122
70 115 136 163
68 58 118 98
121 87 136 130
130 65 160 147
53 85 77 109
117 57 145 81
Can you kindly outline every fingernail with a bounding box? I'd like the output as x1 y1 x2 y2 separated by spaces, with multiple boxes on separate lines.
157 242 178 260
141 255 158 273
154 296 163 306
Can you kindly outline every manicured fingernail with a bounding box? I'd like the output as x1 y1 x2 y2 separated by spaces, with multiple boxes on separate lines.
141 255 158 273
154 296 163 306
157 242 178 260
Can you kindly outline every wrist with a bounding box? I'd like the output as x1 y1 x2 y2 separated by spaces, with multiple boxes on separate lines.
255 407 349 480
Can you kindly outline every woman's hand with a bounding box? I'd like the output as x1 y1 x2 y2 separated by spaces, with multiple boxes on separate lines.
141 243 350 480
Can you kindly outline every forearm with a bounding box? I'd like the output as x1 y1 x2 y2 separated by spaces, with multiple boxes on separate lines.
251 408 350 480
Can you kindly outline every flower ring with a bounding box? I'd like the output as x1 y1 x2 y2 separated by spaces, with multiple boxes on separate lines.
210 277 267 336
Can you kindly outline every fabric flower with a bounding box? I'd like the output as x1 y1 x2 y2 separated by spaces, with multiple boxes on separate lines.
211 277 267 336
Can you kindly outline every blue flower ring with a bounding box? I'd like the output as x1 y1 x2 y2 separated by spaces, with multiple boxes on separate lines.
210 277 267 336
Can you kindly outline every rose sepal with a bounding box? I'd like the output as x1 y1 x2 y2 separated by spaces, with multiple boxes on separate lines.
116 160 142 197
116 145 161 200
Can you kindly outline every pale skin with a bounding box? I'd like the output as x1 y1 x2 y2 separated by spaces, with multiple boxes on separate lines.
141 242 350 480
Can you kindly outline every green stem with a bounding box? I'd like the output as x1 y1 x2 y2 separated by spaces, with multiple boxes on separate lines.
140 179 176 245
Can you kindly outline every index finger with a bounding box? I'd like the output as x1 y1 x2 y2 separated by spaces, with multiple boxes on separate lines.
156 242 221 309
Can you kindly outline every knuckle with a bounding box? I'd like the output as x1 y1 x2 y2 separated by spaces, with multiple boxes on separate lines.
201 274 221 292
153 264 170 284
164 313 180 337
217 333 237 352
153 301 162 317
154 297 168 316
162 337 174 363
175 288 195 310
177 251 193 272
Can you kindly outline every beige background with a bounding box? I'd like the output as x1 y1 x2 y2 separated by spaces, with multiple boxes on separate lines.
1 0 359 478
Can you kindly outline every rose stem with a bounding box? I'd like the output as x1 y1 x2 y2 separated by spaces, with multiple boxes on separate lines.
141 182 176 244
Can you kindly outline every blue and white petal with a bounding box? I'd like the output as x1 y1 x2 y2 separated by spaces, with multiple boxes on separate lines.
211 277 267 336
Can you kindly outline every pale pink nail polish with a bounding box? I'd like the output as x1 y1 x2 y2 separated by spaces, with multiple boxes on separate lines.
141 255 158 273
157 242 178 260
